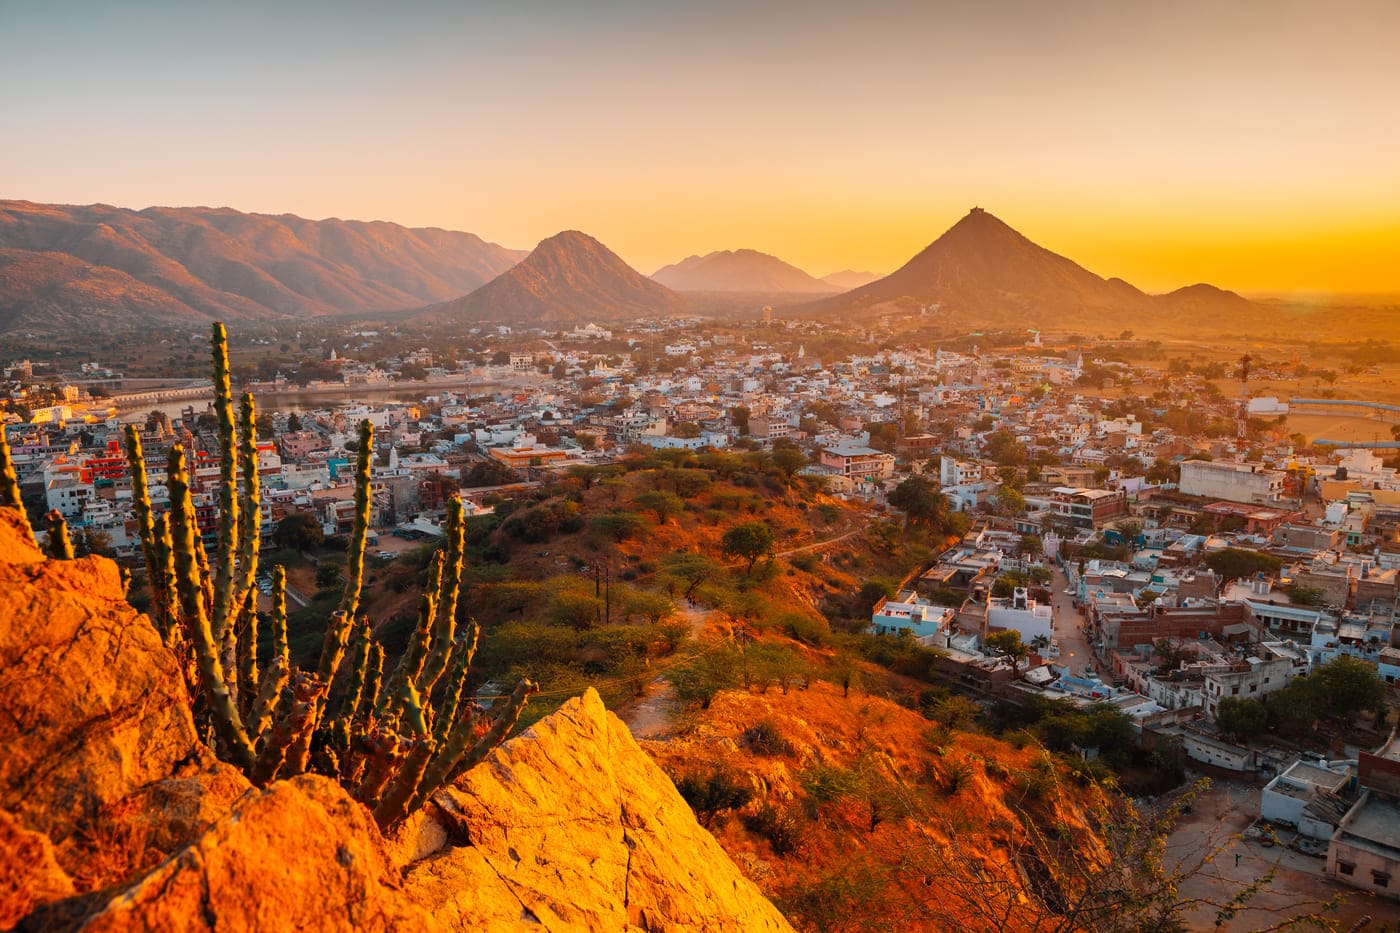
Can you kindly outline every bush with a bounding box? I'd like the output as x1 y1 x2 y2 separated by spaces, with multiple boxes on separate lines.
790 552 820 573
741 803 804 855
741 720 794 757
800 763 860 803
675 767 752 827
780 611 831 647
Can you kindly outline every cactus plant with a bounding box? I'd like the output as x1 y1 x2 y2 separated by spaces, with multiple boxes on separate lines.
0 429 36 546
44 509 75 560
118 321 534 829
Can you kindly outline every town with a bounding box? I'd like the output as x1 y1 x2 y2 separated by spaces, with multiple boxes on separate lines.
6 314 1400 909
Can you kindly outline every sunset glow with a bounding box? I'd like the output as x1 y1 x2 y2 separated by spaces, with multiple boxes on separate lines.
2 0 1398 294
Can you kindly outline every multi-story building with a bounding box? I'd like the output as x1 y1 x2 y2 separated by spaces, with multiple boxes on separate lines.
1050 486 1128 530
819 444 895 482
1180 460 1286 504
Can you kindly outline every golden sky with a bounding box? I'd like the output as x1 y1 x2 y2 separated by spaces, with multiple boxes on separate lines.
2 0 1398 295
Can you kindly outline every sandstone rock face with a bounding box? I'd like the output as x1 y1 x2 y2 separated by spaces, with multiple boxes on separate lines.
400 689 794 932
0 808 74 929
80 775 434 932
0 511 205 847
0 507 794 932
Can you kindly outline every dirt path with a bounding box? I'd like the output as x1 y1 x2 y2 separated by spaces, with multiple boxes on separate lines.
776 527 861 557
619 603 717 740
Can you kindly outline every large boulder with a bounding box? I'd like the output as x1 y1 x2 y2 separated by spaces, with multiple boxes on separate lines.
0 510 216 851
399 689 794 932
0 809 74 929
78 775 433 932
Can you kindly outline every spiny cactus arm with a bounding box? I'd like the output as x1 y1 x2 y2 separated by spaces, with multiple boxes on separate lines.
271 564 289 675
250 672 325 785
167 444 257 772
432 621 480 744
122 425 168 626
353 731 405 806
418 497 465 694
376 560 440 719
231 392 261 629
236 590 260 720
340 419 374 618
372 736 438 828
399 681 430 737
246 653 288 744
209 323 240 641
44 510 75 560
408 678 535 815
152 514 181 639
0 430 36 545
316 608 356 689
335 616 372 723
358 642 384 722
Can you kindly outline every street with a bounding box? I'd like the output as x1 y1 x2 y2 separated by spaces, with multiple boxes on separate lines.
1049 564 1097 677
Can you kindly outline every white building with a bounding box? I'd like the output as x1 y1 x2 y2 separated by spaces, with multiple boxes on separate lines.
871 591 956 640
985 588 1053 646
1261 760 1351 840
1179 460 1285 504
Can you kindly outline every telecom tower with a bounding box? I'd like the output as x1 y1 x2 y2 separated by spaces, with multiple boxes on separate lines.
1236 353 1251 453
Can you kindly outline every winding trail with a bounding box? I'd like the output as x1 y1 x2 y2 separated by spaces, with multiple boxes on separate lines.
620 603 717 740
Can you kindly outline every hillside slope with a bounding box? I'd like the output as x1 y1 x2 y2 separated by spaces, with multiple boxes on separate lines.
652 249 836 294
0 200 525 331
801 208 1265 332
422 229 688 324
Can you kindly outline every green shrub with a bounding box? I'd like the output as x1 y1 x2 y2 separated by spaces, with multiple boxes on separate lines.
741 803 804 855
675 767 752 827
741 720 794 757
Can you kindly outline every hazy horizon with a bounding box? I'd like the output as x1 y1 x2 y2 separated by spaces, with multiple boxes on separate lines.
3 0 1398 297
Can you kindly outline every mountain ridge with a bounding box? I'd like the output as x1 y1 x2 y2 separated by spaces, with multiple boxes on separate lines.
799 207 1264 330
421 229 687 325
651 248 836 294
0 200 526 331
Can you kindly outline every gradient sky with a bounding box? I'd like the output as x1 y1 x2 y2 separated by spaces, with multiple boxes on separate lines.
3 0 1398 295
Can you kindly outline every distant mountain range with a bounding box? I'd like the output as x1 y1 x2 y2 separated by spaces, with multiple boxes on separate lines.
0 198 1276 334
799 207 1261 328
0 200 524 331
651 249 835 294
418 230 686 325
820 269 882 290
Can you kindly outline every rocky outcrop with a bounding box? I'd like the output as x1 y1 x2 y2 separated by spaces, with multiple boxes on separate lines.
397 689 793 931
79 776 433 932
0 508 793 932
0 510 234 873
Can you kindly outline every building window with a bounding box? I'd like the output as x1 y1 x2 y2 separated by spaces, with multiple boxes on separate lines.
1338 862 1354 876
1373 871 1390 889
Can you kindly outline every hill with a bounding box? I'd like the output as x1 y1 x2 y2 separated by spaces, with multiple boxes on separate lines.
801 208 1266 332
820 269 882 290
0 200 525 332
652 249 836 294
420 229 687 325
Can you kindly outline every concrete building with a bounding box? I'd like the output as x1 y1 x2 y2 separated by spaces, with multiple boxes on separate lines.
985 587 1053 646
1326 732 1400 901
1180 460 1285 505
870 591 956 639
1049 487 1128 530
1261 760 1352 840
819 444 895 482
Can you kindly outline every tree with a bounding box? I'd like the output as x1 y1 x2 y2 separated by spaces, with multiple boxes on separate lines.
728 405 750 435
73 527 115 558
551 361 567 379
998 486 1026 514
1019 534 1042 557
590 511 645 542
287 412 302 432
1215 697 1268 742
635 490 684 523
771 442 806 485
1312 655 1385 719
275 511 324 551
722 521 774 573
315 560 343 588
867 421 899 452
662 550 720 603
1204 548 1282 583
887 475 949 529
984 630 1029 672
671 421 702 439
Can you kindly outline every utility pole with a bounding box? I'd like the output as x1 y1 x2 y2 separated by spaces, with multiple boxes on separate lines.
1237 353 1252 455
604 561 612 626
